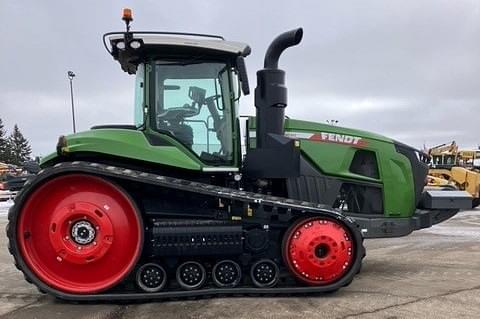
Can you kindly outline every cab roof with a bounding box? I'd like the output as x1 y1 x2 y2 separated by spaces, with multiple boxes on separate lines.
104 31 251 73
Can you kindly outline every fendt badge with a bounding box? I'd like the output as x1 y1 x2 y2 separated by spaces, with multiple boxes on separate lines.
285 132 368 147
313 132 366 146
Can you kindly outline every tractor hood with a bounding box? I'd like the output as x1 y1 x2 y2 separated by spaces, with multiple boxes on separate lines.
286 117 430 213
248 117 394 147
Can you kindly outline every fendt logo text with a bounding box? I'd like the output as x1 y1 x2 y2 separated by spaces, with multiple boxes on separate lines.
284 131 368 147
313 132 364 145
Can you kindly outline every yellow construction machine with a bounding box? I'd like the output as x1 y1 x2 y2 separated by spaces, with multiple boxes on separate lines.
428 141 480 208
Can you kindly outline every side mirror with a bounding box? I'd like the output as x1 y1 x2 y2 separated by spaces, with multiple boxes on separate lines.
236 56 250 95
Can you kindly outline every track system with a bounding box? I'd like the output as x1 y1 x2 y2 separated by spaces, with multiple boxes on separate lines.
7 161 365 301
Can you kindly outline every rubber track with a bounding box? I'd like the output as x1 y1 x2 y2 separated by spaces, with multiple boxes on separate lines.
6 161 365 302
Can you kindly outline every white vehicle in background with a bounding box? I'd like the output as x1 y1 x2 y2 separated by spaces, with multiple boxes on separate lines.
474 150 480 168
0 161 40 202
1 162 18 202
0 175 30 201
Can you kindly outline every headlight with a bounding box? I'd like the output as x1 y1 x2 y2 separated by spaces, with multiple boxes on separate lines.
130 40 142 49
116 41 126 49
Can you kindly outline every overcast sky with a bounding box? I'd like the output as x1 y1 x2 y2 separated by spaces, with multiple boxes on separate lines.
1 1 479 156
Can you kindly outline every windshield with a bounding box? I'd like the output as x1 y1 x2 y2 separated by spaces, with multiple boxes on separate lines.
154 61 234 164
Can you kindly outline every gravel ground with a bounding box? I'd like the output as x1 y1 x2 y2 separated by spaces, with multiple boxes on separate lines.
0 203 479 319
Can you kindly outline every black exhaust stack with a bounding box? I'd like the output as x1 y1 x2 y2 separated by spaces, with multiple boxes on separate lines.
256 28 303 148
245 28 303 178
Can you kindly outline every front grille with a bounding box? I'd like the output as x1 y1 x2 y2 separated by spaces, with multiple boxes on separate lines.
394 142 429 206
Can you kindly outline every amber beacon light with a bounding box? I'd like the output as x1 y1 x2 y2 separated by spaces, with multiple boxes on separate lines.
122 8 133 22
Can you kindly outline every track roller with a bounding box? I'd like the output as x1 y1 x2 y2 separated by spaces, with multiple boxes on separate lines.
176 261 206 290
136 263 167 292
250 259 279 288
212 260 242 288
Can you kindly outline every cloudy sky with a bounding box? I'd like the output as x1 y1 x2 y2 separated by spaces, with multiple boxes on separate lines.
1 1 479 156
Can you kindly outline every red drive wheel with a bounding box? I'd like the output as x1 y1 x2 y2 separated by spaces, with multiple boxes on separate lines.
283 217 354 285
17 174 143 294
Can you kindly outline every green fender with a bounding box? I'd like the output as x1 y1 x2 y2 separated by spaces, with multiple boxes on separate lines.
41 129 202 171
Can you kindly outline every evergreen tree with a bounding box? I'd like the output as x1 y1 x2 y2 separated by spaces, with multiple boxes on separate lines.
8 124 32 165
0 118 10 163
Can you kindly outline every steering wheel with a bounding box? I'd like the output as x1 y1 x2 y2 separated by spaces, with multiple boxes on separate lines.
157 104 198 121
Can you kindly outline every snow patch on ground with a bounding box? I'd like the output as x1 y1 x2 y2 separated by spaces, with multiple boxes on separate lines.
423 209 480 240
425 226 480 240
455 209 480 218
0 200 13 216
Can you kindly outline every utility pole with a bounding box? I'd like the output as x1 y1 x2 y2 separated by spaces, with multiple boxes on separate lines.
67 71 76 133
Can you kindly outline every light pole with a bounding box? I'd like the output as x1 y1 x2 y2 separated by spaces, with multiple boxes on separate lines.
67 71 76 133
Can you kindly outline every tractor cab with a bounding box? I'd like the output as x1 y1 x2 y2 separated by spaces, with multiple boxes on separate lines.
104 29 251 166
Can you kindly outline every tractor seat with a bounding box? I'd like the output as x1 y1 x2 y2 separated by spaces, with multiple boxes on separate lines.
168 123 194 148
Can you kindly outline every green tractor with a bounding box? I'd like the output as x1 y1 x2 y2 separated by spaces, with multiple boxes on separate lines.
7 10 471 301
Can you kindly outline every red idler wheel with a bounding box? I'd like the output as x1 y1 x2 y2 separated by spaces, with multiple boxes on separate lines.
17 174 143 294
283 217 354 285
